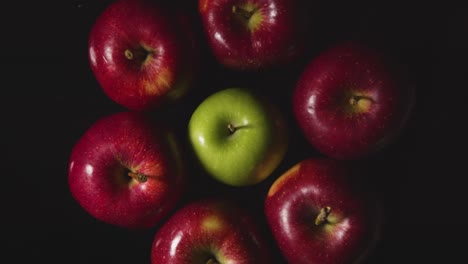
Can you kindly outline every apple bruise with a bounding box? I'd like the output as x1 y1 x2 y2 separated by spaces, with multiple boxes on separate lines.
231 3 263 32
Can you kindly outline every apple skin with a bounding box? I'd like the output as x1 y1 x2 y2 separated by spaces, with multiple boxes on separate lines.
293 41 415 160
151 199 272 264
88 0 197 111
188 88 288 186
264 158 382 264
68 111 186 229
198 0 306 71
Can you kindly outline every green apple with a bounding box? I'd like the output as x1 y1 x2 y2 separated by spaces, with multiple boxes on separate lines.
188 87 288 186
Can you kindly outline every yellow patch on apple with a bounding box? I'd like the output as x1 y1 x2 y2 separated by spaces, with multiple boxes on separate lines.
202 215 224 232
199 0 209 13
268 163 300 197
143 68 173 95
140 162 162 177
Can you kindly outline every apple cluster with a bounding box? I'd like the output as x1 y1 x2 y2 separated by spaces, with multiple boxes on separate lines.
69 0 415 263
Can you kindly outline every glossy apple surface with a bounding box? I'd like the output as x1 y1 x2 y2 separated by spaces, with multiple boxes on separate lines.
68 111 185 229
151 199 271 264
88 0 197 111
293 41 415 160
188 88 288 186
198 0 306 70
265 158 382 264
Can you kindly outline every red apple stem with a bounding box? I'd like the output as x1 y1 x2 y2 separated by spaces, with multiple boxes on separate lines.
232 5 255 20
124 48 154 62
206 257 219 264
349 95 374 106
315 206 332 226
128 172 148 183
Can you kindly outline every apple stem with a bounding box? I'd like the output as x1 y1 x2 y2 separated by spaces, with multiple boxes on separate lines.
349 95 374 107
232 5 255 20
315 206 332 226
124 48 153 62
227 123 237 134
227 123 249 134
128 171 148 183
206 257 219 264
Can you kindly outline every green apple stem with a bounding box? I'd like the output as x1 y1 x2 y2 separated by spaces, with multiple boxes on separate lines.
227 123 249 134
128 171 148 183
315 206 332 226
206 257 219 264
232 5 255 20
227 123 237 134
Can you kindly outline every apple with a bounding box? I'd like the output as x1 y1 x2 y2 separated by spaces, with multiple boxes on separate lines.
151 199 272 264
265 158 382 264
68 111 186 229
188 87 288 186
293 41 415 160
198 0 307 71
88 0 197 111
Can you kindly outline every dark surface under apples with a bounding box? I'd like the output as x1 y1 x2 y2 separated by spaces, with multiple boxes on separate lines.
2 0 467 263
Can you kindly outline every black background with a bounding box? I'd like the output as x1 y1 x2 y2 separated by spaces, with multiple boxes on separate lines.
3 0 467 263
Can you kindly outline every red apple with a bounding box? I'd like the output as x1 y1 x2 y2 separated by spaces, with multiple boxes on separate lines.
265 158 382 264
198 0 306 71
88 0 197 111
68 111 186 229
293 41 415 160
151 199 272 264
